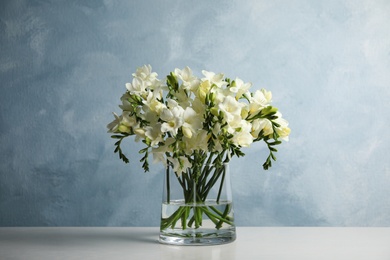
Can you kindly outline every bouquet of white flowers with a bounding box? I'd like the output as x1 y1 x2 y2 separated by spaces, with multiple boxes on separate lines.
107 65 290 173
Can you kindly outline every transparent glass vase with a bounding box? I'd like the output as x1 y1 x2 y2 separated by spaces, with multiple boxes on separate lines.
159 162 236 245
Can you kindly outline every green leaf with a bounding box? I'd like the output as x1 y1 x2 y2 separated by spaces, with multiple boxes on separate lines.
112 134 130 164
268 140 282 145
139 148 148 154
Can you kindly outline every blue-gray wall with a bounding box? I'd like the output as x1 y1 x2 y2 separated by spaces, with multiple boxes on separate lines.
1 0 389 226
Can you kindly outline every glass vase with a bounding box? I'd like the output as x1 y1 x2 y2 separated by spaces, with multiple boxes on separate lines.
159 162 236 245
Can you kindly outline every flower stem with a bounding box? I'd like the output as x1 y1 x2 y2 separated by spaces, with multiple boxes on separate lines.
216 166 226 203
166 164 170 203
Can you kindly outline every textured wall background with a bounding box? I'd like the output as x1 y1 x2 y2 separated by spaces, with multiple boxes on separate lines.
1 0 389 226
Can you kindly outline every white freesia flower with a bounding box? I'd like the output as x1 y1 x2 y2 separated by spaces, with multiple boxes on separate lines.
258 118 273 137
184 129 209 152
174 89 192 109
182 107 202 138
133 123 146 141
218 96 245 124
166 98 179 109
241 103 249 119
175 66 199 91
249 89 272 114
132 64 158 86
250 119 262 138
201 70 227 88
212 86 229 104
107 112 138 134
119 92 133 112
196 80 212 103
274 112 291 141
229 78 251 100
151 138 175 164
143 92 166 116
191 97 206 115
160 105 185 136
126 78 146 95
145 123 163 146
232 120 253 147
107 112 122 133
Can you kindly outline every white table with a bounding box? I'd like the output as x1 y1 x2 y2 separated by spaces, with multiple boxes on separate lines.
1 227 389 260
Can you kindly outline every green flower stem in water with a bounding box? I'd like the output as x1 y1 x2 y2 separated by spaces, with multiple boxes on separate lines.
161 152 234 231
160 204 234 231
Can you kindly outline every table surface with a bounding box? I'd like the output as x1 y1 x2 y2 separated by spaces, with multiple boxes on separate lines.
1 227 390 260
